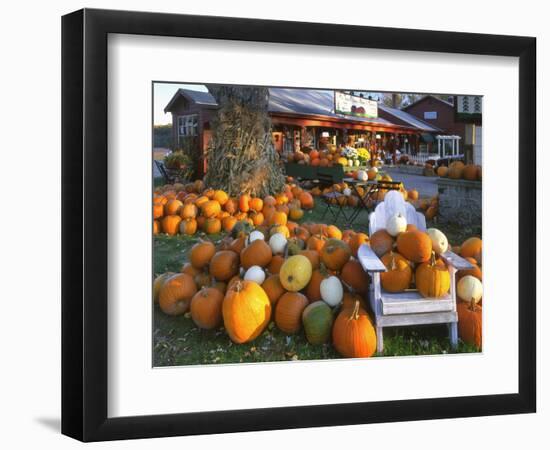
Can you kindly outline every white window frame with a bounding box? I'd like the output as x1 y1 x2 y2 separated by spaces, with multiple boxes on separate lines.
177 114 198 137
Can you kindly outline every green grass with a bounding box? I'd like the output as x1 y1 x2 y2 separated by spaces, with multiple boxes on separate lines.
153 200 480 366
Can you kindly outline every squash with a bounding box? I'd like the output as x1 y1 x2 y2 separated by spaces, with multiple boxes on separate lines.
248 230 265 243
426 228 448 254
380 251 412 292
356 170 368 181
386 213 407 237
279 255 313 292
158 273 198 316
190 240 216 269
240 239 273 269
223 280 271 344
332 301 377 358
340 260 369 294
239 194 251 213
244 265 266 285
320 275 343 307
190 287 224 329
396 230 432 263
275 292 309 334
261 274 286 305
302 301 333 345
457 275 483 304
267 254 285 274
269 233 287 255
460 237 482 259
415 251 450 298
209 250 240 281
457 300 482 349
370 229 394 257
320 239 351 271
298 250 320 270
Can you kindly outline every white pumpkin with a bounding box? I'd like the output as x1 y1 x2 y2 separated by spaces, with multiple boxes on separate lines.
354 159 360 167
427 228 449 254
269 233 287 254
343 188 352 196
386 213 407 236
457 275 483 304
248 230 265 244
244 265 266 285
320 276 343 307
356 170 368 181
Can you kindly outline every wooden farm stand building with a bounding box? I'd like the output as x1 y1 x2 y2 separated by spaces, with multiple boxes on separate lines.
164 87 442 177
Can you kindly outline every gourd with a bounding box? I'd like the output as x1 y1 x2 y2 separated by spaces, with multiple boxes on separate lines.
248 230 265 243
269 233 287 255
426 228 449 254
302 301 333 345
415 251 450 298
356 170 368 181
275 292 309 334
279 255 313 292
222 280 271 344
190 287 224 329
380 251 412 292
457 275 483 304
320 275 343 307
386 213 407 237
332 301 377 358
158 273 198 316
244 265 266 285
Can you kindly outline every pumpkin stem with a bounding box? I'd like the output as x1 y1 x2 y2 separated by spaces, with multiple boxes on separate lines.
349 300 361 321
430 250 436 267
235 280 243 292
390 251 396 271
469 297 477 312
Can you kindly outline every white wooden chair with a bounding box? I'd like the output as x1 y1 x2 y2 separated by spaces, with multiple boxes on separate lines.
357 190 473 354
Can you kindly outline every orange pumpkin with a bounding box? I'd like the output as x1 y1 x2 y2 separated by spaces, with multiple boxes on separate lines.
267 254 285 274
460 237 482 260
240 239 273 269
342 292 367 310
153 202 164 219
457 300 482 349
293 226 311 242
209 250 240 281
261 274 286 306
223 198 238 214
349 232 369 258
462 164 478 181
164 199 183 216
249 211 265 226
380 251 412 292
307 234 327 252
190 287 224 329
158 273 198 316
305 268 327 303
201 200 221 218
275 292 309 334
298 192 314 209
269 211 288 226
457 257 483 282
396 230 432 263
340 260 369 294
222 215 238 232
179 218 198 235
332 301 377 358
153 219 160 235
288 207 304 221
179 203 197 220
320 239 351 271
190 240 216 269
181 262 200 277
204 218 222 234
298 249 320 270
249 197 263 212
263 195 276 207
213 190 229 205
161 215 182 236
153 272 174 303
223 281 271 344
229 236 247 254
370 229 394 257
326 225 342 240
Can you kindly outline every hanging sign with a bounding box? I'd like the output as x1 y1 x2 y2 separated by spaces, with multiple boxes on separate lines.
334 91 378 118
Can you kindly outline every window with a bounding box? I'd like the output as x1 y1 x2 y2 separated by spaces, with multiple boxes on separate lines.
178 114 198 137
424 111 437 119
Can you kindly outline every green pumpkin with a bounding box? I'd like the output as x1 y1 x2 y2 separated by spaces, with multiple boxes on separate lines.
302 301 333 345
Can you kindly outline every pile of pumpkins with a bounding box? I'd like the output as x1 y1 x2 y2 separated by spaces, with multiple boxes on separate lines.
154 221 378 358
436 161 482 181
371 213 483 349
153 179 315 237
284 146 372 169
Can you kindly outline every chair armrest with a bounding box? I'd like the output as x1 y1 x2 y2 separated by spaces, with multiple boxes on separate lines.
357 244 387 272
440 251 475 270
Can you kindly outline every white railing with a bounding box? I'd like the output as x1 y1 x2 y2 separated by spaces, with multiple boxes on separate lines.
406 153 440 164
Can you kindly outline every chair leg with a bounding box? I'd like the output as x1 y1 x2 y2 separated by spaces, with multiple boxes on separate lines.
449 322 458 349
376 326 384 354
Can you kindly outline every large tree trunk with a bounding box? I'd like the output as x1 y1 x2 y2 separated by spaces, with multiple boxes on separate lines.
204 86 285 197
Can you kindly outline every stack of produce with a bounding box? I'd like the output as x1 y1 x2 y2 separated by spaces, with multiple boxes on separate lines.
436 161 482 181
284 146 371 168
153 179 315 237
154 220 377 358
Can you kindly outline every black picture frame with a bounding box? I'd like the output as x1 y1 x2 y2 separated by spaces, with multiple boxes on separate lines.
62 8 536 442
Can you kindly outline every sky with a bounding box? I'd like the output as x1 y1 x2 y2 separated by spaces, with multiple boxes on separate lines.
153 82 207 125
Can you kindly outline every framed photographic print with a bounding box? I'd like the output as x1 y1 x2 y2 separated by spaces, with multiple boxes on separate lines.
61 8 536 442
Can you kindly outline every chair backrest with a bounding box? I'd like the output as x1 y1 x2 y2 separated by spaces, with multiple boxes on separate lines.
369 190 426 236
